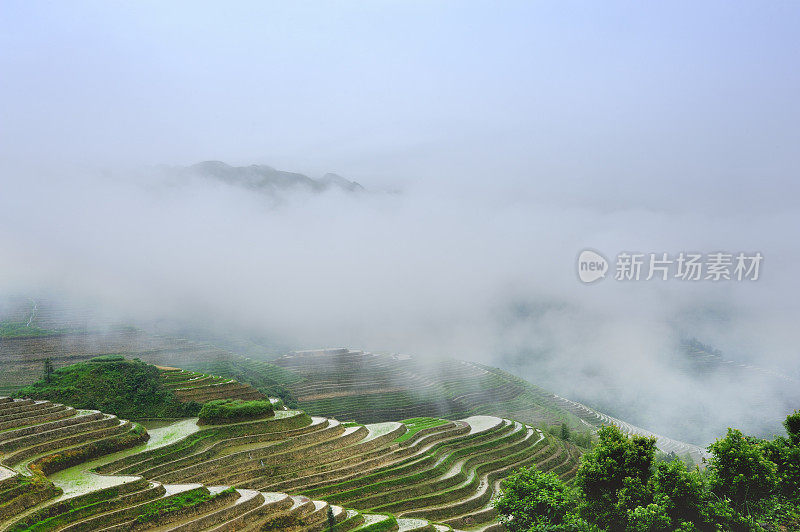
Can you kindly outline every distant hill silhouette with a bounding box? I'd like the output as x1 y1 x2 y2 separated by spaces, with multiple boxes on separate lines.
187 161 364 195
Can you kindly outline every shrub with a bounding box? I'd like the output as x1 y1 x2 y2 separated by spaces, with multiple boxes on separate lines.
571 431 593 448
651 459 704 526
197 399 274 424
494 466 589 531
707 429 778 512
576 425 657 530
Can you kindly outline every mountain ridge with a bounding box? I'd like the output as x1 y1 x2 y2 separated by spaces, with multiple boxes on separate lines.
187 160 364 195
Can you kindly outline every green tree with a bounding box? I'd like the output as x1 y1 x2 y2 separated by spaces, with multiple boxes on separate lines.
783 410 800 447
626 502 672 532
762 411 800 499
43 357 53 384
17 357 200 419
561 421 571 442
650 459 704 528
494 466 590 531
707 428 777 515
327 505 336 531
497 414 800 532
575 425 657 530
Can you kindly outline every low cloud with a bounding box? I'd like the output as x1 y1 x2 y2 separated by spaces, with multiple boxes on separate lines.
1 160 798 444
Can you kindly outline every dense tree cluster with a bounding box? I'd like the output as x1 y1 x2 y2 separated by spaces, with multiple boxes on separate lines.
495 412 800 531
197 398 274 424
15 356 200 419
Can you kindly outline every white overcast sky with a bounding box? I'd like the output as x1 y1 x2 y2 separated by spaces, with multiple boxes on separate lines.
2 1 798 212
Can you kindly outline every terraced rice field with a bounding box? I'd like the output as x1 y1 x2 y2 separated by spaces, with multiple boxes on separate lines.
0 324 707 463
546 393 710 462
159 368 265 404
269 350 563 426
48 418 201 499
0 384 579 531
0 323 263 398
264 349 713 462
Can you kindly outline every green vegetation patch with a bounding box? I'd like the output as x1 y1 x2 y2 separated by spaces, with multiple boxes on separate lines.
495 410 800 532
133 486 234 525
0 322 77 338
14 357 201 419
395 417 448 443
197 398 274 425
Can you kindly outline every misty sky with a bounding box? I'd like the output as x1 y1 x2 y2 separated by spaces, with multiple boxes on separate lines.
2 2 799 208
2 2 799 442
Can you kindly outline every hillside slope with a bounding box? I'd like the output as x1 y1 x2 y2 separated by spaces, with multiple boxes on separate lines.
14 357 265 420
0 371 578 531
263 349 708 462
0 323 707 461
